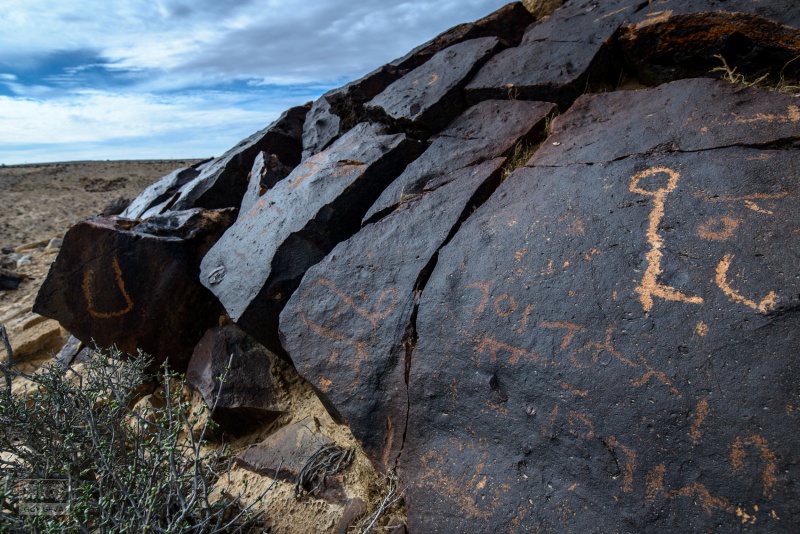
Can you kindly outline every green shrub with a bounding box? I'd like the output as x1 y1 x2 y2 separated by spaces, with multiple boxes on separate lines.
0 346 271 533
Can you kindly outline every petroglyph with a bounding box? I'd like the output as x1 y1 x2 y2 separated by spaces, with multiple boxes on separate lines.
730 434 779 498
715 255 778 313
630 167 703 312
697 216 742 241
82 257 135 319
690 398 710 444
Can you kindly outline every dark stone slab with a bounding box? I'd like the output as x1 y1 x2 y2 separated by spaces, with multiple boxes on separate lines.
119 166 200 219
465 0 645 109
33 209 236 368
398 82 800 531
280 158 505 472
236 417 332 480
186 325 284 435
301 3 536 161
301 65 403 160
0 269 22 290
55 335 83 367
364 99 556 223
335 498 367 534
238 151 292 219
390 2 535 70
167 104 309 212
533 78 800 166
200 123 423 357
366 37 504 136
619 0 800 85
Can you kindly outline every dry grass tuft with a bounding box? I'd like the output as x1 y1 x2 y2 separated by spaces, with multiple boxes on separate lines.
711 54 800 95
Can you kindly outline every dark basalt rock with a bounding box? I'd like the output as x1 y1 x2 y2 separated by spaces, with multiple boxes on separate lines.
280 158 505 472
236 417 332 480
465 0 646 109
172 104 308 211
533 78 800 166
364 99 556 224
187 325 284 435
619 0 800 85
366 37 504 136
200 122 423 357
238 151 292 219
55 335 83 367
33 209 235 368
399 82 800 532
300 3 536 161
390 2 534 70
120 165 201 219
301 65 404 160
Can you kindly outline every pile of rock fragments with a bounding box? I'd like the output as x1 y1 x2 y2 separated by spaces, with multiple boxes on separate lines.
30 1 800 531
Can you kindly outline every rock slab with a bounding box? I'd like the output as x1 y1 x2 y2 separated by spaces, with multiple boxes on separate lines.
201 122 423 356
34 209 235 368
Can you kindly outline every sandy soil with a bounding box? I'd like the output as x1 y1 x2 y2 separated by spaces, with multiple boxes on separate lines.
0 160 401 533
0 160 200 248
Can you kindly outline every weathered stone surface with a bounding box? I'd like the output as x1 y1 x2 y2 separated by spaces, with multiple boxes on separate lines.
301 3 536 161
301 65 403 160
186 325 284 434
367 37 504 136
0 269 22 290
33 208 236 368
120 165 201 219
8 318 64 362
201 123 423 356
236 417 332 480
335 498 367 534
55 334 83 367
238 151 292 219
280 158 505 472
533 78 800 166
399 83 800 532
390 2 535 70
364 99 556 223
619 0 800 85
521 0 564 20
125 105 309 218
466 0 645 108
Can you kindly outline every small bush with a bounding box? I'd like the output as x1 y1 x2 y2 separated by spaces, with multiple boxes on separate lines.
0 346 271 533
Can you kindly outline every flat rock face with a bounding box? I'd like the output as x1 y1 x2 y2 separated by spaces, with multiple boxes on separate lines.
236 417 332 481
365 99 556 223
390 2 534 70
465 0 644 108
238 152 292 219
367 37 503 135
200 122 423 356
533 78 800 166
620 0 800 85
33 209 235 368
399 80 800 531
186 325 284 434
280 158 505 472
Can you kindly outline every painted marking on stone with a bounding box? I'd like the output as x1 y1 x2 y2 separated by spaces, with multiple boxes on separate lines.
694 321 709 337
540 321 585 350
668 483 734 515
697 216 742 241
606 436 636 493
645 464 666 500
82 257 135 319
715 254 778 313
630 167 703 312
475 335 543 366
690 397 710 444
730 434 778 498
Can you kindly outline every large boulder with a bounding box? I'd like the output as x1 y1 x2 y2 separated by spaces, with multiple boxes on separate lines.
399 78 800 532
200 122 423 357
186 325 285 435
34 209 236 368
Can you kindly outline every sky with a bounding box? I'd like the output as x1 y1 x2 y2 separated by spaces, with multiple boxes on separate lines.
0 0 510 164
